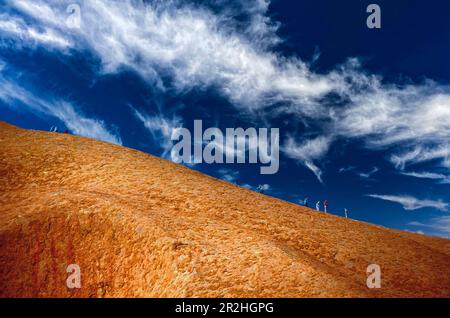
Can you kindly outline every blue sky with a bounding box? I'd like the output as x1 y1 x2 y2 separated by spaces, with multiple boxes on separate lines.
1 0 450 238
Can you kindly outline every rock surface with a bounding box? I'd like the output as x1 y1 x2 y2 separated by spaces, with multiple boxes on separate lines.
0 121 449 297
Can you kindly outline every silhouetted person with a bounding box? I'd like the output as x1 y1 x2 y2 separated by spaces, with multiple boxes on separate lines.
315 201 321 211
323 200 328 213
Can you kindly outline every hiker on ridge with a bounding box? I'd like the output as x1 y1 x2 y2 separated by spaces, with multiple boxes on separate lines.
344 208 348 219
323 200 328 213
315 201 320 211
303 197 309 207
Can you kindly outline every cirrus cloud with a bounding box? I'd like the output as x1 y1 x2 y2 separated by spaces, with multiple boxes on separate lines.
0 66 122 145
2 0 450 183
366 194 449 212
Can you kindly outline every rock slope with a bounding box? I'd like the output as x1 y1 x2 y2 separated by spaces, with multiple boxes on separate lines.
0 121 449 297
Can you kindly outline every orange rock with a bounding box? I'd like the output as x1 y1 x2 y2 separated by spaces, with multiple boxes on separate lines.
0 121 449 297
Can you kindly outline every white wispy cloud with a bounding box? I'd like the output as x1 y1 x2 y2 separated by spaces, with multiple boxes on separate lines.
217 168 239 183
338 86 450 146
358 167 379 179
366 194 449 211
283 136 331 183
304 160 324 184
241 183 270 192
132 107 182 158
408 216 450 238
390 145 450 170
5 0 337 113
338 166 379 180
400 171 450 184
336 77 450 171
338 166 356 174
2 0 450 178
443 158 450 169
0 70 122 145
50 101 122 144
0 13 71 48
257 183 270 192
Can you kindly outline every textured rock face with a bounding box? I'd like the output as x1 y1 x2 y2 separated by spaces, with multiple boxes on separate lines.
0 121 449 298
